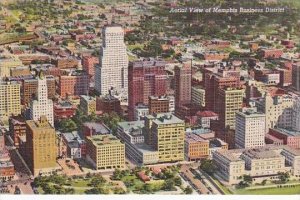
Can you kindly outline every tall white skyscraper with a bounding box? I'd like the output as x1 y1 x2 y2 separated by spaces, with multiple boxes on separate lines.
235 107 266 149
30 72 54 127
95 25 128 103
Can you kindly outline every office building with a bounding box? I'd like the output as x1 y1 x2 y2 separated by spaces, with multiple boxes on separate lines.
0 81 21 120
128 59 167 120
191 86 206 107
86 135 125 170
204 67 240 112
148 96 170 115
235 107 266 149
25 116 57 176
292 63 300 92
29 73 54 127
174 62 192 108
216 87 244 130
22 76 55 105
254 93 294 133
117 121 159 165
82 55 99 77
58 71 89 98
95 25 128 102
96 95 121 114
145 113 185 163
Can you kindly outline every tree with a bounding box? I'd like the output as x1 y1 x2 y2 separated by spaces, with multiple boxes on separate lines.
278 172 290 183
112 169 122 180
113 187 126 194
85 187 109 194
261 180 267 186
58 119 78 132
243 175 252 185
184 186 193 194
174 176 182 186
200 159 217 176
163 179 175 191
90 175 106 187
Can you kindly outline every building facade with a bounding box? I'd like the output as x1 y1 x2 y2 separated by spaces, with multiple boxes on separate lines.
128 59 167 120
0 81 21 121
235 107 266 149
58 71 89 98
30 74 54 127
292 63 300 92
95 25 128 102
25 116 57 176
174 62 192 108
86 135 125 170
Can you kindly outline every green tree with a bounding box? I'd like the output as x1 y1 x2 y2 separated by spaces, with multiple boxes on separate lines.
89 175 106 187
184 186 193 194
200 159 217 175
174 176 182 186
113 187 126 194
278 172 290 183
163 179 175 191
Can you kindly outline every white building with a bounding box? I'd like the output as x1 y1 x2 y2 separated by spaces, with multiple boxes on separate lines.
30 73 54 127
167 95 175 113
235 107 266 149
95 25 128 103
117 121 159 165
292 97 300 132
134 104 149 121
213 146 299 185
254 93 294 133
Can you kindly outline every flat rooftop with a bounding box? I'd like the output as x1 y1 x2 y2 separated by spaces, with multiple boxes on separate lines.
83 122 110 134
87 135 122 147
243 148 282 159
118 121 144 132
273 127 300 137
135 143 157 154
149 113 184 125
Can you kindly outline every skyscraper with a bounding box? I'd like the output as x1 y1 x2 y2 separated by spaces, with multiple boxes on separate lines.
25 116 57 176
174 62 192 108
292 63 300 92
235 107 266 149
216 87 244 130
95 25 128 102
30 72 54 127
128 59 167 120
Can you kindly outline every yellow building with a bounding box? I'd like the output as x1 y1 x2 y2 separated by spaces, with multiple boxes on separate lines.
147 113 185 163
86 135 125 170
80 95 96 115
0 81 21 121
25 116 58 176
0 57 23 77
191 86 206 107
216 87 244 130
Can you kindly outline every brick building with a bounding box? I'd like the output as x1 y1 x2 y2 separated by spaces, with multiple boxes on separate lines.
53 58 79 69
148 96 170 115
128 59 167 120
96 95 121 114
53 101 77 120
9 116 26 148
82 56 99 76
58 71 89 98
174 62 192 109
22 76 56 105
